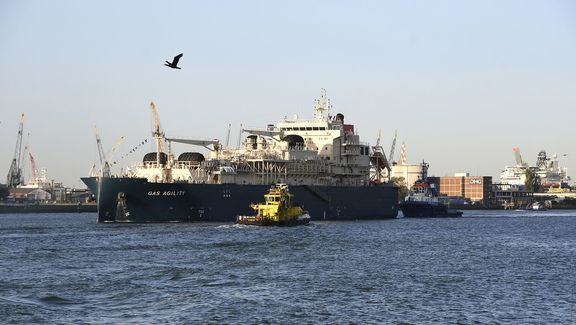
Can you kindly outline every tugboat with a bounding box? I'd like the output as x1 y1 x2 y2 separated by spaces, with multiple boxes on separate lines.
399 162 463 218
236 184 311 226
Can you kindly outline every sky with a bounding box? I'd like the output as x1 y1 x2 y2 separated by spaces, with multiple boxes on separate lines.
1 0 575 188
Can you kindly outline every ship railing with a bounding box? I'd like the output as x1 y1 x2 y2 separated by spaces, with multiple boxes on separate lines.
174 161 202 169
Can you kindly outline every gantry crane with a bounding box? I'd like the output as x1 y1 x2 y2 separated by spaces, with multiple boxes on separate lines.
6 113 25 188
370 130 392 183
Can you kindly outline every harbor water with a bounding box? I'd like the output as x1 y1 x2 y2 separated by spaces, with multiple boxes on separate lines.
0 211 574 324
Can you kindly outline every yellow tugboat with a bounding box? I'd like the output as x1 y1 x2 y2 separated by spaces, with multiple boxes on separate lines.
236 184 311 226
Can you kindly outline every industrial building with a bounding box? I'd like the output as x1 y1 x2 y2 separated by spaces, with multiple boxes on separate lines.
429 174 492 204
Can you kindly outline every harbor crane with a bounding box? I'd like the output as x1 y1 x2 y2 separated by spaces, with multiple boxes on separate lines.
513 147 527 167
29 152 38 183
388 130 397 165
370 130 392 183
6 113 25 188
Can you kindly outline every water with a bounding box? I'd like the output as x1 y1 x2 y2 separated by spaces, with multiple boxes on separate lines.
0 211 575 324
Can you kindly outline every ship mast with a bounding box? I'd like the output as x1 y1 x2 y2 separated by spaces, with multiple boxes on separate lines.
314 88 331 122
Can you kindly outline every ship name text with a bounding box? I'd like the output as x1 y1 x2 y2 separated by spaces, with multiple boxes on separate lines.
148 190 186 196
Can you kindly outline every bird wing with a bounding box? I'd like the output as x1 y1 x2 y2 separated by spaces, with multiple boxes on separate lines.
173 53 183 65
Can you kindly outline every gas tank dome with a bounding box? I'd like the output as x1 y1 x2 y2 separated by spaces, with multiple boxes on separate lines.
178 152 205 162
282 134 305 149
143 152 168 165
245 135 258 150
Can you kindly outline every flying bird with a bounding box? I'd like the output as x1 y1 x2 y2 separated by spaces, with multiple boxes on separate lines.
165 53 183 69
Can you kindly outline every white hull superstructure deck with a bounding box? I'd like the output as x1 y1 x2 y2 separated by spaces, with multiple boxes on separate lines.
127 89 377 188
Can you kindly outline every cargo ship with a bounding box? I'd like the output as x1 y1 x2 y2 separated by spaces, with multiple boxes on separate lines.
81 89 398 222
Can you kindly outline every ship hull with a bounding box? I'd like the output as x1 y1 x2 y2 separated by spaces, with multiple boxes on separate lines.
82 177 399 223
399 201 463 218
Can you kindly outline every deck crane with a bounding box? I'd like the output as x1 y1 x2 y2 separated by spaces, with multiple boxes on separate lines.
105 135 125 167
6 113 25 188
93 124 111 177
150 101 166 166
91 126 124 177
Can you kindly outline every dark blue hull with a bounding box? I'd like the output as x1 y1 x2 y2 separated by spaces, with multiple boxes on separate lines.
399 201 463 218
81 177 399 223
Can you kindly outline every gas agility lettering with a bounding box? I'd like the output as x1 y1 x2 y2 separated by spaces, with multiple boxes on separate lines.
148 191 185 196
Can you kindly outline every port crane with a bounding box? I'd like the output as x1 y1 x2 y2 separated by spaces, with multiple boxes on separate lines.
369 130 392 183
6 113 25 188
513 147 527 167
388 130 397 165
29 152 38 183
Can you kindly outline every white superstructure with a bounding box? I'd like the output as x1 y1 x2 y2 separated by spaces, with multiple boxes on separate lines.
125 89 375 186
500 148 570 188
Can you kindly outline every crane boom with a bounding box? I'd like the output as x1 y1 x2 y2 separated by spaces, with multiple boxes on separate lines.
105 136 124 166
388 130 397 164
93 124 111 177
150 102 165 165
513 147 525 166
6 113 25 188
29 152 38 182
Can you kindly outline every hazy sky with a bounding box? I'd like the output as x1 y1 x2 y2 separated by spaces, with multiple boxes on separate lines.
1 0 575 187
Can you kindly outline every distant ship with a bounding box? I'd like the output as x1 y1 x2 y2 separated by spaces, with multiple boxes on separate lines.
500 147 570 190
399 162 463 218
82 89 398 222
